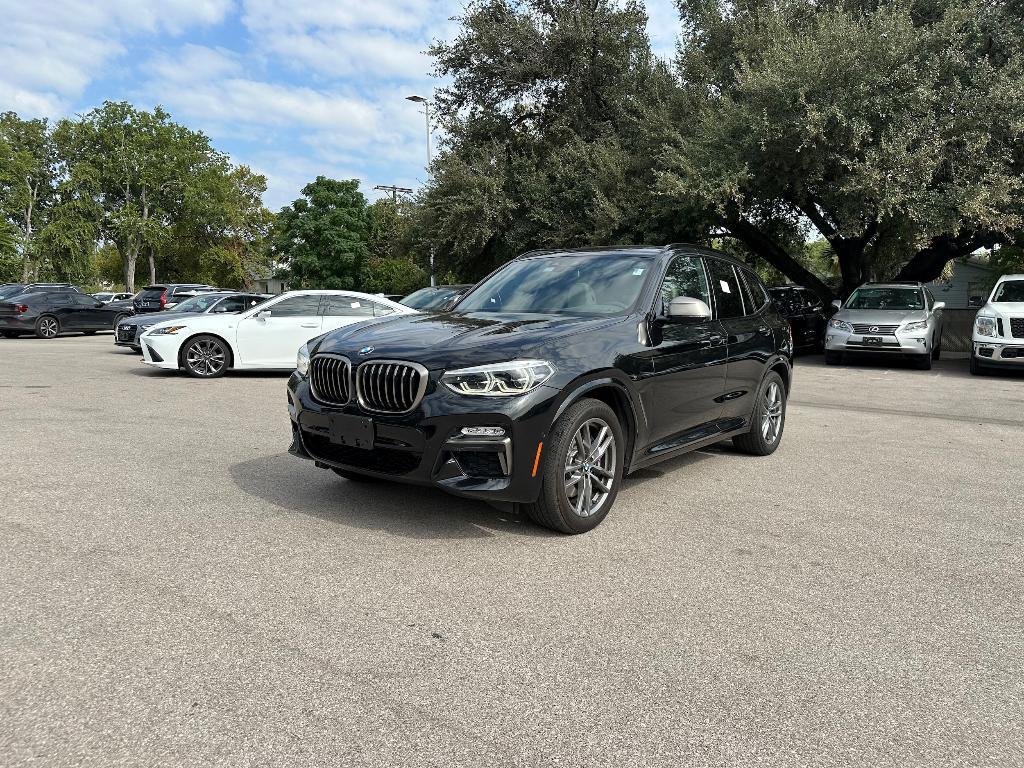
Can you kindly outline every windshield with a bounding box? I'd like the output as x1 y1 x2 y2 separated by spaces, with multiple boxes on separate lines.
845 287 924 311
402 287 461 309
456 255 652 315
171 294 229 313
992 280 1024 303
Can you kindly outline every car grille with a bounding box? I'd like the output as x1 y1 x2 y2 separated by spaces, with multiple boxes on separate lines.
356 361 427 414
116 325 136 342
851 323 899 335
309 354 351 406
1011 318 1024 338
302 432 421 475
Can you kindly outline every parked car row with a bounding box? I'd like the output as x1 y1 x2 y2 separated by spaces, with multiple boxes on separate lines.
971 273 1024 375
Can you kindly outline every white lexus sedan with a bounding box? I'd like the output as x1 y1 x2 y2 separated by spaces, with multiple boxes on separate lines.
971 274 1024 375
139 290 417 378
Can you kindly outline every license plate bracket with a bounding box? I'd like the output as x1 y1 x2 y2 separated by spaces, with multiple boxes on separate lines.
863 336 883 346
329 413 375 449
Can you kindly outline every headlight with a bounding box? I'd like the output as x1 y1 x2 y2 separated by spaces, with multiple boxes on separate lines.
975 315 999 338
149 325 187 335
296 343 310 375
828 318 853 332
903 320 929 332
441 359 555 396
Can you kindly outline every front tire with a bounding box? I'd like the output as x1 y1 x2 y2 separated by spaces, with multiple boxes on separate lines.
522 398 624 534
915 352 933 370
180 335 230 378
34 315 59 339
733 371 787 456
825 350 842 365
970 355 986 376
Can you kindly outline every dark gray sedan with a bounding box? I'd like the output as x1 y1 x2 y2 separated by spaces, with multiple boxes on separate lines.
115 292 270 351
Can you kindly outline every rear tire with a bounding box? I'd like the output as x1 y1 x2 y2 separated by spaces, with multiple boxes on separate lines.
34 315 59 339
180 334 231 378
733 371 786 456
824 350 842 365
521 397 624 534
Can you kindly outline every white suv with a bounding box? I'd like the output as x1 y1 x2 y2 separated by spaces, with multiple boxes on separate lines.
971 274 1024 375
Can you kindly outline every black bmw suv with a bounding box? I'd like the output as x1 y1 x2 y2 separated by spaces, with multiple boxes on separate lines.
288 245 793 533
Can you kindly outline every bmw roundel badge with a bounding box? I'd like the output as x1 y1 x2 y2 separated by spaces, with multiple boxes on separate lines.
359 345 375 356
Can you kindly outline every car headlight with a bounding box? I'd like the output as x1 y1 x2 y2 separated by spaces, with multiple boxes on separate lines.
975 315 999 338
149 325 187 335
828 318 853 332
441 359 555 396
903 320 929 332
297 343 310 375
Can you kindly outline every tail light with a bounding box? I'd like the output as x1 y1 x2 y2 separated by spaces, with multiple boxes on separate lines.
159 290 168 308
15 304 28 314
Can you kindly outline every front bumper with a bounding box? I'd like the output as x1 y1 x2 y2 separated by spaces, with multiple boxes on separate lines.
287 370 558 504
115 324 141 349
139 333 181 369
973 340 1024 367
825 329 930 356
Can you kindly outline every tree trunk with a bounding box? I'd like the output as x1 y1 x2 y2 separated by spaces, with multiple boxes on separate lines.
894 231 999 283
835 241 870 298
723 215 836 302
147 245 156 285
122 241 139 292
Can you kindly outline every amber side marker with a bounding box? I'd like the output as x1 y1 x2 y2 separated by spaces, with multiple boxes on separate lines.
531 442 544 477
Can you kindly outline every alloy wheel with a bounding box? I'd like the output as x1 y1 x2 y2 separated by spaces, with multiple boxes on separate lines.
185 339 226 376
39 318 58 338
563 417 617 518
761 381 784 444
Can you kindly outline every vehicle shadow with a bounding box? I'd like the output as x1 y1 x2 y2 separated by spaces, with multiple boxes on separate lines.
802 354 1024 380
228 453 555 540
124 367 293 379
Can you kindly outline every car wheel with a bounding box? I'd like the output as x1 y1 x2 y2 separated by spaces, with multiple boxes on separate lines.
522 397 624 534
113 313 126 328
331 468 378 482
916 352 933 370
181 335 230 378
34 315 60 339
733 371 786 456
932 333 942 360
824 350 842 365
969 355 986 376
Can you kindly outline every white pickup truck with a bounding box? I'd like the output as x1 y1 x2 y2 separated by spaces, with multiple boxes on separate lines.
971 274 1024 375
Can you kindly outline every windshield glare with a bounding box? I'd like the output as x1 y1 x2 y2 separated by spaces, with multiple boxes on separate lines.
992 280 1024 303
172 294 227 313
846 287 924 311
456 255 652 315
402 287 457 309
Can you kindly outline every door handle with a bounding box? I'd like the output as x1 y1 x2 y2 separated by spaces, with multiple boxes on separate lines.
300 323 319 328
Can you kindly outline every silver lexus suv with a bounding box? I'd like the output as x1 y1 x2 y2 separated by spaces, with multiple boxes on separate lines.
825 282 944 369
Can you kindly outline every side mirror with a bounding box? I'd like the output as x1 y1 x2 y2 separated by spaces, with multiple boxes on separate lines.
664 296 712 323
831 299 842 309
968 296 983 307
932 301 945 311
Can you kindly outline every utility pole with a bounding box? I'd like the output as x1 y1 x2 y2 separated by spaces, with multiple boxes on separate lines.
406 94 436 286
373 185 413 202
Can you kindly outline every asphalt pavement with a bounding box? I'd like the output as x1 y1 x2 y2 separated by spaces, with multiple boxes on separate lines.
1 334 1021 767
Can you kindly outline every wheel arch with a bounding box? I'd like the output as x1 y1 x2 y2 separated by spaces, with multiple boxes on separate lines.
176 331 236 371
551 376 642 473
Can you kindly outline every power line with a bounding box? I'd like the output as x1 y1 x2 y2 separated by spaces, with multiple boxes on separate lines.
373 185 413 202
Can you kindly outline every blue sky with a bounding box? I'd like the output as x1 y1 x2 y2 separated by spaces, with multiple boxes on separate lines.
0 0 681 211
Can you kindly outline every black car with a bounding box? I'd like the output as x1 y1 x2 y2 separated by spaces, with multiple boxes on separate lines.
133 283 218 313
115 291 270 350
0 291 132 338
287 245 793 534
767 285 828 350
0 283 81 301
401 284 474 311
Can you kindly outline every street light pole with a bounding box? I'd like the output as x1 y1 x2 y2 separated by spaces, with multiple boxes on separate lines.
407 94 435 286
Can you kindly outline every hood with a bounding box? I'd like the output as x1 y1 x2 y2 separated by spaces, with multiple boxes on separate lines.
835 308 926 325
122 311 201 327
983 301 1024 316
315 311 625 370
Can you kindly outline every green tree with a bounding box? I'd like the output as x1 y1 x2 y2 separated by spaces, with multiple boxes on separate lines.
664 0 1024 298
0 112 58 281
273 177 369 289
419 0 695 280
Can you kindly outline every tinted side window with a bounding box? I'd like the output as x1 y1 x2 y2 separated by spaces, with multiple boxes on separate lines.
72 294 99 306
740 269 769 313
268 295 323 317
373 303 396 317
47 293 73 304
658 255 711 313
323 296 376 317
707 260 745 318
212 296 246 313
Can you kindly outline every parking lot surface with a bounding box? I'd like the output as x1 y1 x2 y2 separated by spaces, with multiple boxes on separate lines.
2 335 1021 767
